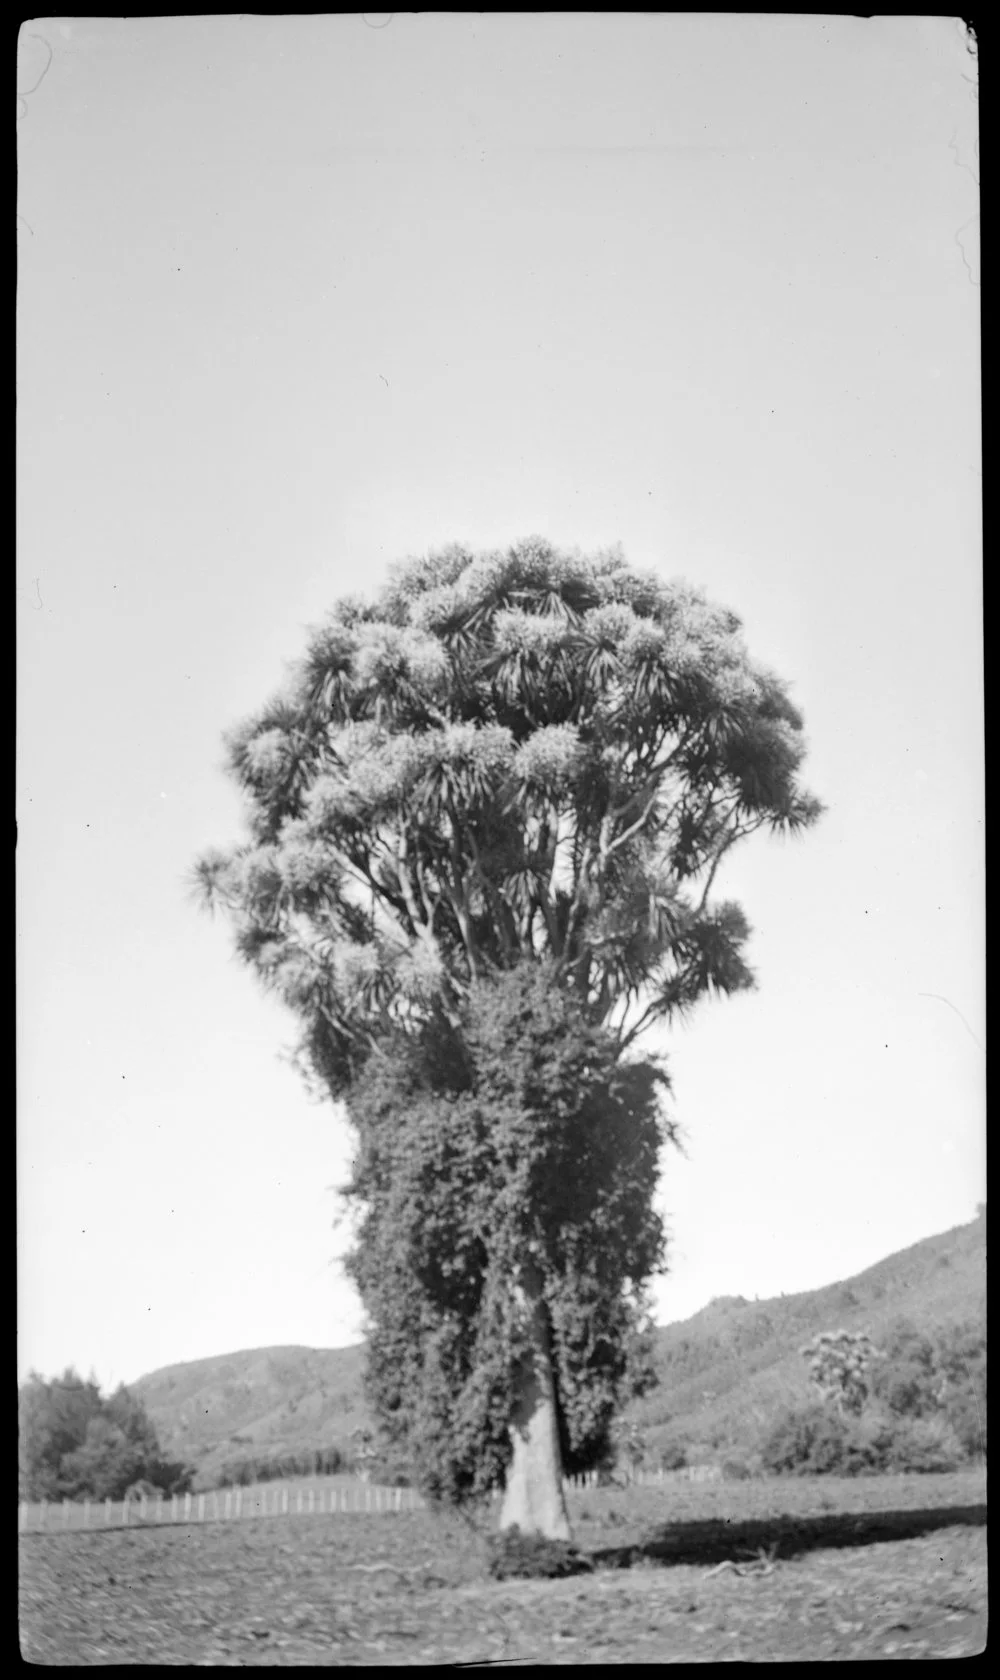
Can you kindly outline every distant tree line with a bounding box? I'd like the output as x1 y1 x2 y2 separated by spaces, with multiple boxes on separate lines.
214 1446 349 1488
18 1370 194 1502
213 1440 420 1490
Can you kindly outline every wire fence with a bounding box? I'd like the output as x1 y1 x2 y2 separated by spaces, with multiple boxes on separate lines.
19 1463 722 1536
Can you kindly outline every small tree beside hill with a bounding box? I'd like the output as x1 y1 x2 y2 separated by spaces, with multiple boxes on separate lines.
800 1329 880 1416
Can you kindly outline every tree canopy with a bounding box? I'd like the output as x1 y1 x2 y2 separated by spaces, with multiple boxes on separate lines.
18 1370 193 1502
195 539 820 1085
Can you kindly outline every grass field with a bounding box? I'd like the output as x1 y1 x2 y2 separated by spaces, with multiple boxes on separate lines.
19 1468 986 1664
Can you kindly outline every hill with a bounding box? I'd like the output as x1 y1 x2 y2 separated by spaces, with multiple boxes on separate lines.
631 1207 986 1463
131 1345 370 1488
132 1209 985 1487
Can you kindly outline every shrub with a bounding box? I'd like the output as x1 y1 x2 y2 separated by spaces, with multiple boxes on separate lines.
933 1321 987 1459
659 1440 688 1472
721 1455 753 1481
487 1526 592 1580
760 1402 880 1477
870 1323 938 1418
943 1388 986 1462
837 1410 894 1477
870 1316 986 1462
885 1416 966 1474
760 1398 968 1478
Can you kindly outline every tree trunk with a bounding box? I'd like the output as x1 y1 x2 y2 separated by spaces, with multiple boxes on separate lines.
498 1258 571 1541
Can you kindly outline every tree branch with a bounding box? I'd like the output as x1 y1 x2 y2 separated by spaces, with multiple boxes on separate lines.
561 832 599 958
412 853 437 930
605 778 663 858
444 804 482 976
467 827 517 962
694 811 766 915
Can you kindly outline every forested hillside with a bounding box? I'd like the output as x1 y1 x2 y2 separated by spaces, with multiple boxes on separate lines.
122 1210 985 1487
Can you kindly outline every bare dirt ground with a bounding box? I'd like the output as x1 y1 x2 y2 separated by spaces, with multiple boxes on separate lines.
19 1474 986 1665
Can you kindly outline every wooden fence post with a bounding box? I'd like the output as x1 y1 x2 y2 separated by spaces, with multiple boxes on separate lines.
281 1486 289 1515
197 1494 205 1523
104 1498 112 1527
184 1492 192 1522
171 1494 178 1523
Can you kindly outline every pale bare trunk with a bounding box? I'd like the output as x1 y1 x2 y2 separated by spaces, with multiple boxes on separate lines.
498 1258 571 1541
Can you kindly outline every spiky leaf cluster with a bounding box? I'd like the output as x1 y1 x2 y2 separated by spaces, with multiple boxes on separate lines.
800 1330 881 1417
194 539 821 1091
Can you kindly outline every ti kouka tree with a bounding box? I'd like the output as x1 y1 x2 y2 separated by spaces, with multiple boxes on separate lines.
800 1331 881 1417
194 538 821 1539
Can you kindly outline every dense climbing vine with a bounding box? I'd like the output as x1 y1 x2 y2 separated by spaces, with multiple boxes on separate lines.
343 963 671 1503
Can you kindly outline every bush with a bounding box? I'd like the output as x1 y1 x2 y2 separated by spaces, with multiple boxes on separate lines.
760 1404 824 1476
659 1441 688 1472
868 1316 986 1464
944 1388 987 1462
721 1455 753 1481
885 1416 966 1474
870 1323 938 1418
760 1402 889 1477
836 1410 895 1478
487 1526 592 1580
760 1398 968 1478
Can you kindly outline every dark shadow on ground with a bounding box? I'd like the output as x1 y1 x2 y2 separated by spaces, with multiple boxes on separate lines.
589 1504 987 1570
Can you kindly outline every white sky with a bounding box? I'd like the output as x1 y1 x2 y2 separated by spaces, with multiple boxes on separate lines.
18 15 981 1393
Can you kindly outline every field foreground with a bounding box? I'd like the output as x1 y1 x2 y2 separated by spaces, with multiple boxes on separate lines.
20 1472 986 1664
